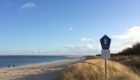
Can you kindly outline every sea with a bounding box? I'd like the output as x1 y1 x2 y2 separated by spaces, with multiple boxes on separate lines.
0 56 80 69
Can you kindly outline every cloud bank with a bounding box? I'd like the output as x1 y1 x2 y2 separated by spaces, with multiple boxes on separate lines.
63 44 99 55
21 2 36 9
79 38 92 41
11 26 140 55
112 26 140 39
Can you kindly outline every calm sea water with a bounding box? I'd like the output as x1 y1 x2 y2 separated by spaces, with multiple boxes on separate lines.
0 56 79 69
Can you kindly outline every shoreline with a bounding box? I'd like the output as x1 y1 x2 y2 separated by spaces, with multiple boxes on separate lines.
0 58 87 80
0 57 81 69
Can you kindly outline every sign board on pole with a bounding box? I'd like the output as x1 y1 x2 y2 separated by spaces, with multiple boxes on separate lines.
100 35 111 59
101 50 110 59
100 35 111 79
100 35 111 50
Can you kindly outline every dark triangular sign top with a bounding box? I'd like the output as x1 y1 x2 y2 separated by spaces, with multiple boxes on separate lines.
100 35 111 50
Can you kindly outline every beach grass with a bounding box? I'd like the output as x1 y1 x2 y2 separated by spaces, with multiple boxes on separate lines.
109 54 140 75
57 59 140 80
57 43 140 80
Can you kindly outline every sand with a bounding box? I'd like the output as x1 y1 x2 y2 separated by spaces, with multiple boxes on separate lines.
0 59 87 80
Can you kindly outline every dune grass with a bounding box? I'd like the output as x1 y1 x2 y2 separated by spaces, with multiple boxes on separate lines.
110 43 140 74
57 59 140 80
109 54 140 74
57 43 140 80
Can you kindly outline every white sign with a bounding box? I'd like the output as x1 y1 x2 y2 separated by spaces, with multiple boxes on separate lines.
101 50 110 59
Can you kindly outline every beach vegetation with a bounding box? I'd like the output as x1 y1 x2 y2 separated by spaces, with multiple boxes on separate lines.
57 59 140 80
57 42 140 80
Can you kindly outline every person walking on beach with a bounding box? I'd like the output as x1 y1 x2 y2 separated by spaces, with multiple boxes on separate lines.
8 65 10 68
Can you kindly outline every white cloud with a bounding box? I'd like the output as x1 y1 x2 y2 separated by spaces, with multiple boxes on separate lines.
79 38 92 41
110 36 140 53
21 2 36 9
63 28 73 30
64 45 74 48
40 50 45 53
32 50 45 53
111 26 140 51
63 44 98 55
33 50 38 52
111 47 126 53
112 26 140 39
112 41 134 46
112 36 140 47
132 37 140 42
69 28 73 30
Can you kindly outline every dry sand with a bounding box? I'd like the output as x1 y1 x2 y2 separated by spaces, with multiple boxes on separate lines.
0 59 87 80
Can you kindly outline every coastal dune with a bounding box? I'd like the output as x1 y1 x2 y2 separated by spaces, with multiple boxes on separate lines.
0 59 86 80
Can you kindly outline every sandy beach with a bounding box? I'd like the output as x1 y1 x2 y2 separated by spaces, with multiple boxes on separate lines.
0 58 87 80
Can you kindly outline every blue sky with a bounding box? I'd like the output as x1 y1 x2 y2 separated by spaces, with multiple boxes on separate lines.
0 0 140 55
